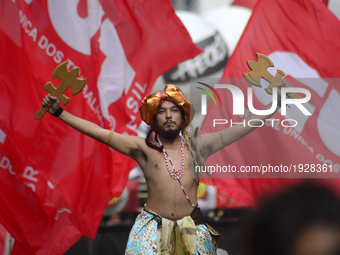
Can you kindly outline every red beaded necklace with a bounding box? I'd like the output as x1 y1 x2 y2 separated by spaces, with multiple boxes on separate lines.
157 134 185 180
157 134 196 207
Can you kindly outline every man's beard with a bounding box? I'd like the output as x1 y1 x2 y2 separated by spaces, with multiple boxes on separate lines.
158 127 181 140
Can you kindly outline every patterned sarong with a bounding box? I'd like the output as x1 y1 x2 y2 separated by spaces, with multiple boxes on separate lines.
125 205 219 254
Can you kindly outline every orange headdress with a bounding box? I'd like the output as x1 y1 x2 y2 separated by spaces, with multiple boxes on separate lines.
140 85 195 131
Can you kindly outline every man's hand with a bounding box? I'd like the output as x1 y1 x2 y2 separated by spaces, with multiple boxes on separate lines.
42 92 60 115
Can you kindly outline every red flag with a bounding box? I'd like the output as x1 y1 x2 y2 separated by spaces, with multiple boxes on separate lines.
0 0 200 254
232 0 330 11
201 0 340 206
232 0 258 9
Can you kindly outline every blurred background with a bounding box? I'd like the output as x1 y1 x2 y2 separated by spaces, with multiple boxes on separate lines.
1 0 339 254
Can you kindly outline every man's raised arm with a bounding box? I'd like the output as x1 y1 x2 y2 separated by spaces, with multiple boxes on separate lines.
198 80 291 159
42 93 144 159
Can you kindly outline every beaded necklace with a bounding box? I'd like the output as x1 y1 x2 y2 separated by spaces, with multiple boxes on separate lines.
157 134 184 180
157 134 196 208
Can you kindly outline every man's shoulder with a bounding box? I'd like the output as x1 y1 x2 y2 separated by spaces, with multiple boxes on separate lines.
130 135 161 153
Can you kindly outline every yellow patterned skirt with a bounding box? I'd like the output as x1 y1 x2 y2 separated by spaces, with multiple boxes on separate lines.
125 205 220 255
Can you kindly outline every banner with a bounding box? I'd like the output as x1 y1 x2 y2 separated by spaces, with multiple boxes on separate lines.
232 0 332 9
201 0 340 206
0 0 201 254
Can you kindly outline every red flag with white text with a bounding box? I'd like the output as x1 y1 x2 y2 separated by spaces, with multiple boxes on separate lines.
0 0 201 254
201 0 340 206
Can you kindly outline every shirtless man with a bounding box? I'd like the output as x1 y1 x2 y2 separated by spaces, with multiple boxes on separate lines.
42 83 289 254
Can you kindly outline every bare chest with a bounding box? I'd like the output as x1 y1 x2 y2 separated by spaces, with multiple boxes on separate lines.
141 148 198 218
143 147 191 179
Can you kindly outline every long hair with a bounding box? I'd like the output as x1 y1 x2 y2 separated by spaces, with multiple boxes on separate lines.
183 124 205 179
